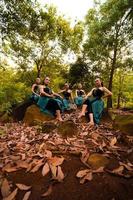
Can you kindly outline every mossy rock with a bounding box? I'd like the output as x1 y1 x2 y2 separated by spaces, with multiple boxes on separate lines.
42 122 57 133
57 120 78 137
113 115 133 135
23 105 54 125
0 113 13 123
88 153 109 169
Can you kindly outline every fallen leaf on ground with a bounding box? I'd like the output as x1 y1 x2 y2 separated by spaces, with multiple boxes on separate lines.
3 188 18 200
56 166 65 182
48 156 64 166
16 183 31 190
41 185 52 197
1 178 11 198
110 137 117 146
80 172 93 184
42 162 50 176
30 162 44 173
112 165 124 174
22 191 31 200
76 169 90 178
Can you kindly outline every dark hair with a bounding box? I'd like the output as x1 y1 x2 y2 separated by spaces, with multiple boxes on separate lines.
101 81 104 87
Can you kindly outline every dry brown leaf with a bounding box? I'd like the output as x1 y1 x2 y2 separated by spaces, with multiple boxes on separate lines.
48 156 64 166
16 183 31 190
2 164 18 173
76 169 90 178
42 162 50 176
112 165 124 174
56 166 65 182
44 150 52 158
16 160 29 169
3 188 18 200
80 172 93 184
22 191 31 200
110 137 117 146
49 164 57 179
41 185 52 197
30 162 44 173
1 178 11 198
93 167 104 173
80 150 90 164
119 162 133 171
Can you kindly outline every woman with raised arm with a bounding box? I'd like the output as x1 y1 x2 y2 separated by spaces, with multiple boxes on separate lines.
58 83 74 110
78 78 112 126
37 77 63 121
74 83 86 107
31 77 41 102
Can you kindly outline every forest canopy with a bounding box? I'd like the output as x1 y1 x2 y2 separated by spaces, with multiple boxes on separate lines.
0 0 133 113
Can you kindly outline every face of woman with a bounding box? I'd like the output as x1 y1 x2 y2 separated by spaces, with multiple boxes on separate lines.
78 84 82 89
95 78 101 87
44 77 50 85
64 83 69 90
36 78 41 84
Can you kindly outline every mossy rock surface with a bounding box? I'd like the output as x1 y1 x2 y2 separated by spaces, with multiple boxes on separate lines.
23 105 54 125
0 113 13 123
42 122 57 133
88 153 109 169
113 115 133 135
57 120 78 137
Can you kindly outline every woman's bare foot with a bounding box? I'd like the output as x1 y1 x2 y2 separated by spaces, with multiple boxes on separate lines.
56 117 63 122
88 121 94 128
78 113 85 119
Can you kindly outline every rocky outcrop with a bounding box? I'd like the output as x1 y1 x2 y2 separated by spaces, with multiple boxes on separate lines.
23 105 54 125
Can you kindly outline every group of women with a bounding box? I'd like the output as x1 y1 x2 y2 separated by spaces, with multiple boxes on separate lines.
31 76 112 126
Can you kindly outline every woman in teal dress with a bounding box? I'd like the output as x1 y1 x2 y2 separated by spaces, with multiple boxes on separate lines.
74 83 86 106
78 78 112 126
37 77 63 121
31 77 41 102
58 83 74 110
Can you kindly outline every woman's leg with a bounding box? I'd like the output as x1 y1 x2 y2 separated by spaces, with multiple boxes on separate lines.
78 99 90 118
46 99 63 121
88 113 94 126
56 110 63 121
78 104 88 118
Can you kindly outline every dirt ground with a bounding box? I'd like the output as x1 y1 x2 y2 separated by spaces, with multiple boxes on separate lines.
0 110 133 200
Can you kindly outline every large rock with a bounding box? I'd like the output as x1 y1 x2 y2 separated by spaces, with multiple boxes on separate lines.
113 115 133 135
12 99 34 121
57 120 78 137
23 105 54 125
88 153 109 169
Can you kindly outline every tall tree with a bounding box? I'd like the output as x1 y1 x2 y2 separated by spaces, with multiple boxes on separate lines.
0 0 84 77
84 0 133 108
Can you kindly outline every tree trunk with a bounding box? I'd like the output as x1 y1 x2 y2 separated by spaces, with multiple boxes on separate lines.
37 68 41 78
107 53 116 109
107 25 120 109
117 93 121 109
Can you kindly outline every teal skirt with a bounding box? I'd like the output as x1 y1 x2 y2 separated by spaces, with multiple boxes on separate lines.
74 96 84 106
37 96 63 116
91 98 104 124
30 94 39 103
62 98 71 110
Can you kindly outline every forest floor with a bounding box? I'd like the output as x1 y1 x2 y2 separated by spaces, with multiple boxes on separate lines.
0 109 133 200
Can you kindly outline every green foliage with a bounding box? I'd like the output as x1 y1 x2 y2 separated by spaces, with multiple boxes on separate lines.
0 68 30 113
113 70 133 108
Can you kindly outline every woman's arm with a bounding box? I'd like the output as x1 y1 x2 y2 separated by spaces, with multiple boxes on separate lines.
82 90 86 97
40 86 54 98
53 92 63 99
31 84 40 96
103 87 112 98
75 90 78 98
58 89 65 94
85 88 94 99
